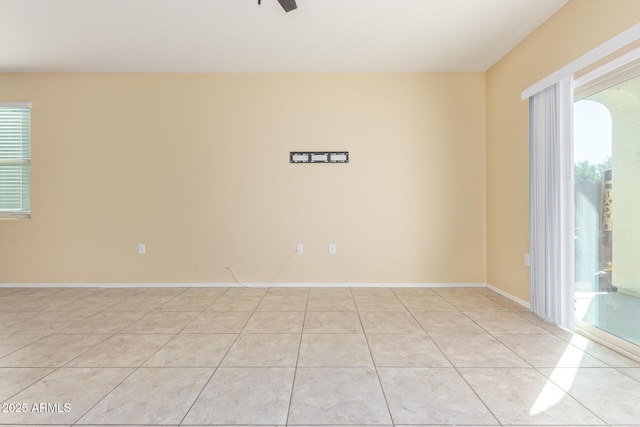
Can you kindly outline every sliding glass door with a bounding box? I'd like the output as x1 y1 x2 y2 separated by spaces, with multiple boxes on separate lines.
574 73 640 350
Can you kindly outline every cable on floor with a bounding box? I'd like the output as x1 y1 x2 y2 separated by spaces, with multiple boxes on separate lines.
225 251 301 288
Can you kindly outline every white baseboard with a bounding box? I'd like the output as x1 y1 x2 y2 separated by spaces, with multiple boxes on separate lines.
0 282 488 289
0 282 231 288
486 283 531 309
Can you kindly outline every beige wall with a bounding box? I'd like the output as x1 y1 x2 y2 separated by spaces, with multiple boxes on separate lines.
486 0 640 301
0 73 486 284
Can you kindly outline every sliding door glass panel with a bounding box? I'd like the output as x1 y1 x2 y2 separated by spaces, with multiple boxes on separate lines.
574 74 640 348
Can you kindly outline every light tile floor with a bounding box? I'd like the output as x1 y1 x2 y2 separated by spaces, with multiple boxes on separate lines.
0 286 639 426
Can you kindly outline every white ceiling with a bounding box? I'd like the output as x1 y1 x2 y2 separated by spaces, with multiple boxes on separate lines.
0 0 568 73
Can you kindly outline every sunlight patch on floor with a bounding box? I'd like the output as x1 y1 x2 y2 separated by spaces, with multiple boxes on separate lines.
530 342 584 415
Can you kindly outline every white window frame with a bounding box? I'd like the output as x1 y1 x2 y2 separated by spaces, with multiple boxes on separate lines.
572 50 640 361
0 102 32 219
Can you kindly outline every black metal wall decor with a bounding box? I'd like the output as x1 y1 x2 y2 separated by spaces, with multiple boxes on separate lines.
290 152 349 164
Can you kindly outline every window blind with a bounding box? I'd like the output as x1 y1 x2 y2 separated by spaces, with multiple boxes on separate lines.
529 78 574 330
0 104 31 218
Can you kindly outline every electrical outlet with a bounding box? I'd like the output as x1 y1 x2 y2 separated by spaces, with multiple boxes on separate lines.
329 243 336 254
138 243 146 255
297 244 304 254
524 253 530 266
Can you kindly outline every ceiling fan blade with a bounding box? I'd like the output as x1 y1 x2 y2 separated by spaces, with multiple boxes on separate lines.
277 0 297 12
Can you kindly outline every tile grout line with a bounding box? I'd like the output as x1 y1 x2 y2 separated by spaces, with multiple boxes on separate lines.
177 286 268 427
0 331 55 362
351 287 397 427
426 290 613 426
147 289 221 313
613 365 640 385
284 287 310 427
0 329 119 408
68 361 143 425
532 365 614 426
0 365 60 407
66 289 196 425
70 287 226 426
390 287 503 427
